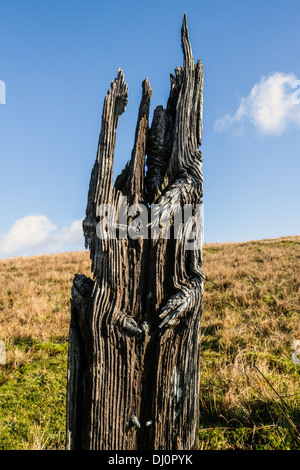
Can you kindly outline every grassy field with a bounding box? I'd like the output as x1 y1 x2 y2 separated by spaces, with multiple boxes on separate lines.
0 236 299 450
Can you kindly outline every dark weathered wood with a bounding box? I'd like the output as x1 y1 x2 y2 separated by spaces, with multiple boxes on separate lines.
66 14 204 450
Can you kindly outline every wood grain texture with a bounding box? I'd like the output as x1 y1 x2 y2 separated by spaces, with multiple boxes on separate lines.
66 14 204 450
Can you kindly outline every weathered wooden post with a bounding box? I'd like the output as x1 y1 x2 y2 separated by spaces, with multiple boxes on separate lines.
66 14 204 450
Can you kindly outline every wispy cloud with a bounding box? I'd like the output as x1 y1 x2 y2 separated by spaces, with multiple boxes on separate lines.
0 215 85 258
215 72 300 135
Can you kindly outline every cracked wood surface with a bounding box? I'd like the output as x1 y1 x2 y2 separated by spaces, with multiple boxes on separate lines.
66 14 204 450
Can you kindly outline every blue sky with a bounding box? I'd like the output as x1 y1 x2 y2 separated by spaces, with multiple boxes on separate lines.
0 0 299 258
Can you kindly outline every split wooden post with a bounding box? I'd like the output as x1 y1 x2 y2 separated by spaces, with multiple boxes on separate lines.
66 14 204 450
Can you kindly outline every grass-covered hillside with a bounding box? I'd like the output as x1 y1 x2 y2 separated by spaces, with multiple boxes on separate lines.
0 236 299 449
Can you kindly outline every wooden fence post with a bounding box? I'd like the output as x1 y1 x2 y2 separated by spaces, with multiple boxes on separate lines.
66 13 204 450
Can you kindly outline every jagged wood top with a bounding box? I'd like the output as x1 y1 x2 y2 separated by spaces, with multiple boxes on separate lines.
82 69 128 251
83 14 204 279
146 13 204 203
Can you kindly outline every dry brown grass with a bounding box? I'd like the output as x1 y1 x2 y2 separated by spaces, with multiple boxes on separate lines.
0 251 91 344
1 235 298 347
0 236 299 449
203 235 300 353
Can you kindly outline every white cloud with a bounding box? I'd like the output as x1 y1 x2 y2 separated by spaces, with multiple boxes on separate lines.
215 72 300 135
0 215 85 258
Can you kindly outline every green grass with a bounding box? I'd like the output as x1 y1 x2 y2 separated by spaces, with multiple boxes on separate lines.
199 347 300 449
0 340 67 450
199 426 294 450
